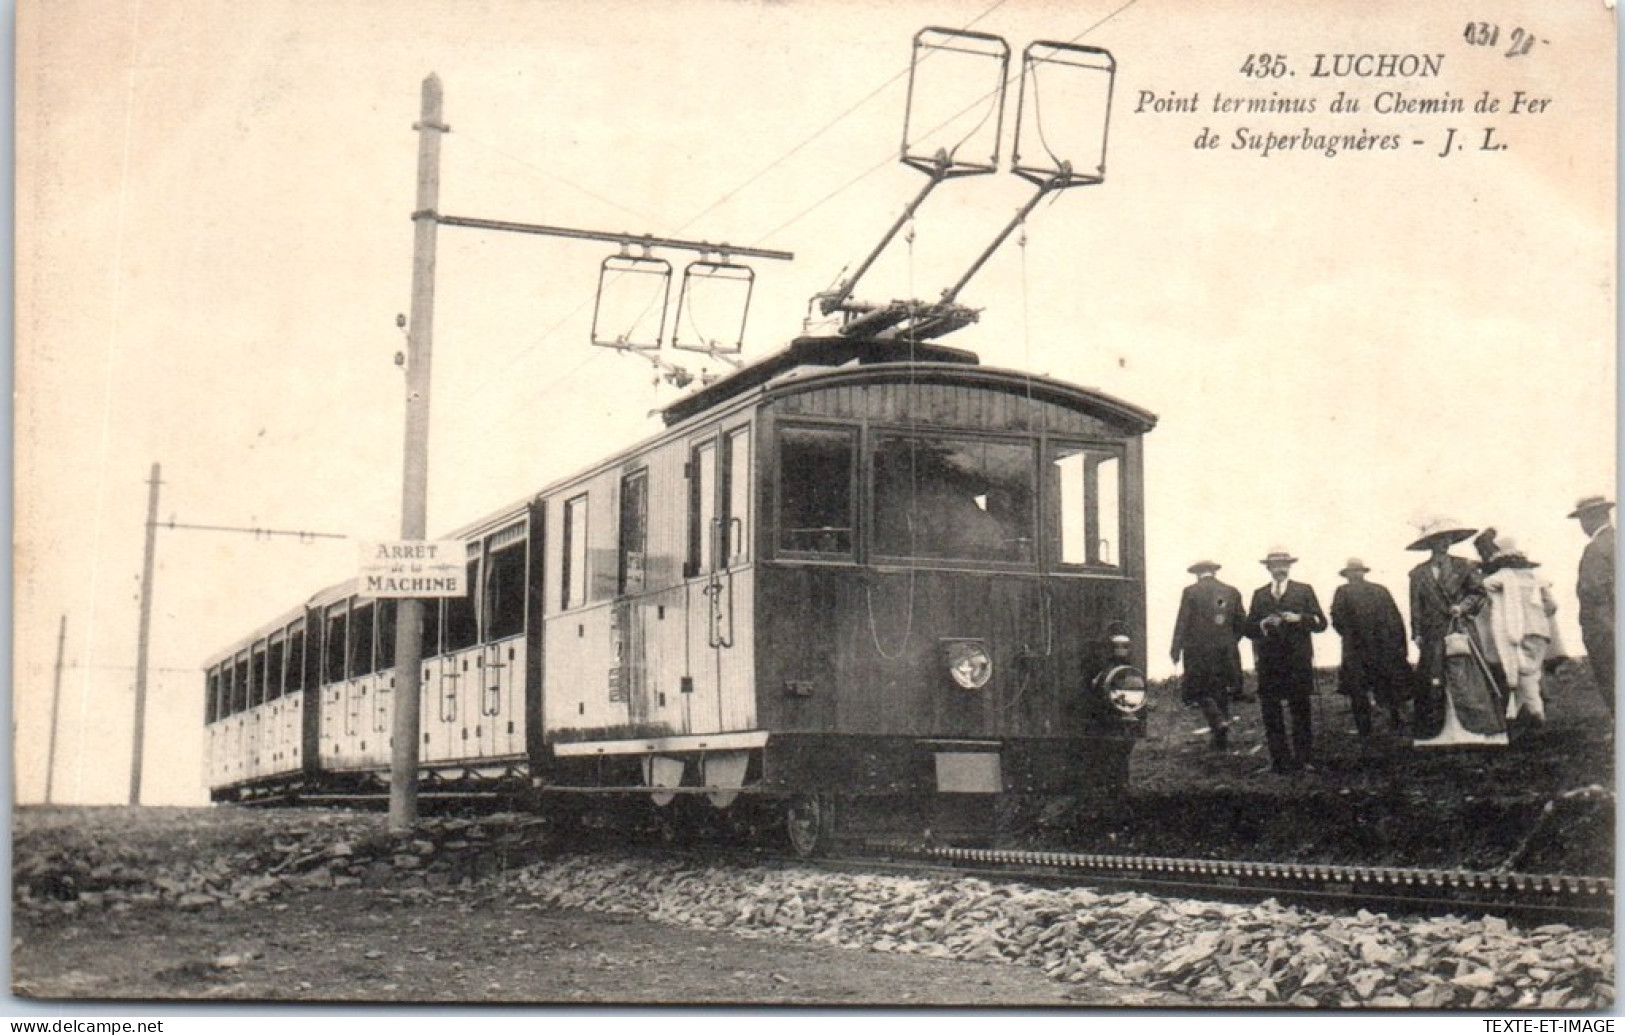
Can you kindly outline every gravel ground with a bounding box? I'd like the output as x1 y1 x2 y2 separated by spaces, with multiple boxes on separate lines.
9 804 1615 1008
9 663 1616 1008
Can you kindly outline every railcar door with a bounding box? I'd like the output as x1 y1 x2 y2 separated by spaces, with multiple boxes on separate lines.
319 602 348 768
418 598 455 765
479 524 528 759
441 551 484 757
683 423 755 737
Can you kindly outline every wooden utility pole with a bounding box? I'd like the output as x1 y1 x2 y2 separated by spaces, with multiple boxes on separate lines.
130 462 161 806
390 74 446 833
45 615 66 804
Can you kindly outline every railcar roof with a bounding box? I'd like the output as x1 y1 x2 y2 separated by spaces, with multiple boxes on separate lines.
662 334 1156 434
660 336 979 425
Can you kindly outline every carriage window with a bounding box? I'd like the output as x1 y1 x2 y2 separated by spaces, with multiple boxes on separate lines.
422 598 442 659
323 606 348 684
233 655 250 714
221 664 236 718
290 627 310 691
266 637 286 702
376 600 397 669
777 426 855 556
619 471 648 595
486 540 527 638
206 668 220 723
349 601 376 677
562 495 589 609
724 427 751 565
249 645 266 708
1049 446 1122 569
446 559 481 650
873 435 1036 563
690 442 717 574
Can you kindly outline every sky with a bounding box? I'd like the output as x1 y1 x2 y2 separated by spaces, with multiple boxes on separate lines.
14 0 1616 805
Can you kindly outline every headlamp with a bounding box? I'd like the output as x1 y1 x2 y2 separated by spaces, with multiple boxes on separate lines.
944 640 993 690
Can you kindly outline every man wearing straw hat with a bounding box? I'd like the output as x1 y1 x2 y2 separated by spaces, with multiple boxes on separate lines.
1569 495 1615 715
1171 560 1246 750
1244 548 1328 773
1406 517 1493 743
1330 558 1411 739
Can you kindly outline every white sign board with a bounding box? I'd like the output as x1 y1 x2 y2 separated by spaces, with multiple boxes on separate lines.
357 540 467 598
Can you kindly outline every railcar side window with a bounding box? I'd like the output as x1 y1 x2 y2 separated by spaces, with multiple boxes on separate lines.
422 599 442 659
249 644 266 709
446 559 481 651
350 601 376 678
290 627 309 691
376 600 397 669
724 427 751 566
1048 446 1123 569
777 426 855 556
266 637 286 703
619 471 648 595
323 606 347 684
486 539 527 638
873 434 1036 563
562 495 589 609
689 442 718 574
206 668 220 723
233 654 250 714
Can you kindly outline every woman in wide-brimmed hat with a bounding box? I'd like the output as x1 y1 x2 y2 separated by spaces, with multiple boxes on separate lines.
1406 516 1503 747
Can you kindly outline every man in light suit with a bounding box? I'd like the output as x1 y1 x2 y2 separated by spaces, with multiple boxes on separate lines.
1171 560 1246 750
1570 495 1615 715
1244 548 1328 773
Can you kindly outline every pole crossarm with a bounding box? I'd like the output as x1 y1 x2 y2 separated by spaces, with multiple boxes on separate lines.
431 213 794 262
158 519 349 542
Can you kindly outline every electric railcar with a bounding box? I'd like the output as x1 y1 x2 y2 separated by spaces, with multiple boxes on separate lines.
203 335 1156 852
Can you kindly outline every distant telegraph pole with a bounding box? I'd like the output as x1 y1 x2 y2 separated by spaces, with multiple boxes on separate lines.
130 462 161 806
45 615 66 805
390 74 446 833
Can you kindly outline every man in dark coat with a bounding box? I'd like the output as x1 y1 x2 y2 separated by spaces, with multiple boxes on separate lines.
1170 560 1245 749
1244 548 1328 773
1570 495 1615 714
1330 558 1411 737
1407 518 1488 739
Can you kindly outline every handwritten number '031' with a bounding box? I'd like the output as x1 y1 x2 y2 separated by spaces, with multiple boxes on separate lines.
1239 54 1289 78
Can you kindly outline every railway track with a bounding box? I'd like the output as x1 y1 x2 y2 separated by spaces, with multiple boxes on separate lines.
809 840 1615 928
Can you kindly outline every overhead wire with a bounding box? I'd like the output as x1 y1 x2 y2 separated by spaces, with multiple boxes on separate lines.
439 0 1147 446
435 0 1021 425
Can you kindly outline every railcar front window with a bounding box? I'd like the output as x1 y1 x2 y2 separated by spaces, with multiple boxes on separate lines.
777 426 855 556
1048 446 1123 569
873 435 1036 563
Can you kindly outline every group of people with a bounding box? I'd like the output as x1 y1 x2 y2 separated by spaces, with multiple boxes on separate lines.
1169 495 1616 774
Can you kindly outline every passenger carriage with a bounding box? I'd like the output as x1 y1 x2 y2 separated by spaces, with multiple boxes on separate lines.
204 335 1155 852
